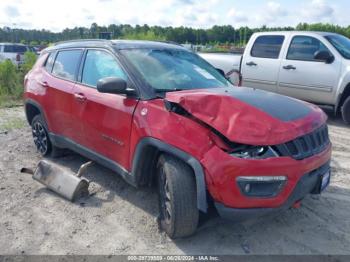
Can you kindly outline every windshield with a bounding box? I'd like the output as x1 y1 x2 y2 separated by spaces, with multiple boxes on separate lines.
120 48 232 92
325 34 350 59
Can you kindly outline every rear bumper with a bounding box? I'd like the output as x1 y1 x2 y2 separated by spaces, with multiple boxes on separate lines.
214 162 330 221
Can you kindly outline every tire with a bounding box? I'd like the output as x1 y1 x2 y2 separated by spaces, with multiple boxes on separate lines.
341 96 350 125
31 114 64 157
157 154 199 238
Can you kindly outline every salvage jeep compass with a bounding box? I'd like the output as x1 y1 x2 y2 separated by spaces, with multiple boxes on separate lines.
24 40 332 238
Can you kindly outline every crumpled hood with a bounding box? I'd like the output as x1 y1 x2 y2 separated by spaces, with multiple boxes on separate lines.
165 87 327 145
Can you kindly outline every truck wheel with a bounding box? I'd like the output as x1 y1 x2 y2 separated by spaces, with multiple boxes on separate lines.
31 115 63 157
157 154 199 238
341 96 350 124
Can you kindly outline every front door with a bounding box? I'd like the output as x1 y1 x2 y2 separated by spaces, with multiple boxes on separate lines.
73 49 138 169
278 35 341 104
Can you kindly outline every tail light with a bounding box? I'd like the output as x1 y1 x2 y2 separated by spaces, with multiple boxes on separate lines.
16 53 21 61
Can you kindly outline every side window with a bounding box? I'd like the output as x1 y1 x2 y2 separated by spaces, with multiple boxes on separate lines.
4 45 27 53
52 50 82 81
251 35 285 59
44 53 55 72
287 36 330 61
82 50 127 87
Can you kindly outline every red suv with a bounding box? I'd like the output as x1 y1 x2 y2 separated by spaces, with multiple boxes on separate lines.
24 40 332 238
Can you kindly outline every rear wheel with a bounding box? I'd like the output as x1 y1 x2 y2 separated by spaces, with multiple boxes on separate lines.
341 96 350 124
31 115 64 157
157 154 199 238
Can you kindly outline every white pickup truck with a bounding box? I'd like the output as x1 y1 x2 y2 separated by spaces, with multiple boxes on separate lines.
199 31 350 124
0 43 31 66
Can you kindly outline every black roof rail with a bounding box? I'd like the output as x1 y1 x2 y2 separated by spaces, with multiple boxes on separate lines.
53 39 111 46
157 40 183 46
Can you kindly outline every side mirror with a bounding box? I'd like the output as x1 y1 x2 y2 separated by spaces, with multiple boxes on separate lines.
314 50 334 64
97 77 128 95
216 68 226 78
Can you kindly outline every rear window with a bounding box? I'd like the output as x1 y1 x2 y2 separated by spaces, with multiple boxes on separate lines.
52 50 82 81
251 35 285 59
44 52 55 72
4 45 28 53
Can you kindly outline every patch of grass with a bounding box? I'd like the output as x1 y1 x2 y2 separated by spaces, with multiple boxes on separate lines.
0 117 26 132
0 96 23 108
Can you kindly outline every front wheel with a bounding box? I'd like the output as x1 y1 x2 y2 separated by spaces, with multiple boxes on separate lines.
341 96 350 124
157 154 199 238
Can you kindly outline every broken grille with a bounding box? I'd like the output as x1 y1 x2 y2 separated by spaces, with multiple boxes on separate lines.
273 125 330 160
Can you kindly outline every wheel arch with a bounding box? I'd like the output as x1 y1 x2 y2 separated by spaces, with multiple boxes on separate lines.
336 82 350 113
24 99 46 125
131 137 208 213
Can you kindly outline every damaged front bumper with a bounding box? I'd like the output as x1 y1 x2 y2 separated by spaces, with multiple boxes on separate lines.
202 143 332 212
214 161 330 222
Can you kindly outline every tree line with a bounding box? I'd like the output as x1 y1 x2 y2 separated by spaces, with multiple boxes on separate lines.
1 22 350 46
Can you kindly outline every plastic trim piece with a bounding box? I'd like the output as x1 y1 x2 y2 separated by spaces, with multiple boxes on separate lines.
131 137 208 212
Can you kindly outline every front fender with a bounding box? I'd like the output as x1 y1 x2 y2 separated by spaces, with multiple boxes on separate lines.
131 137 208 212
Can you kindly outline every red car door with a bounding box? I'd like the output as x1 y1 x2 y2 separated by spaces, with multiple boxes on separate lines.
41 49 84 143
72 49 138 170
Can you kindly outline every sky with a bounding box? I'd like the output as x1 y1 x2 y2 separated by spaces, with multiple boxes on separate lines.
0 0 349 32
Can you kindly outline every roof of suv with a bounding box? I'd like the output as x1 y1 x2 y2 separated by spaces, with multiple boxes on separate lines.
253 31 341 37
44 39 186 53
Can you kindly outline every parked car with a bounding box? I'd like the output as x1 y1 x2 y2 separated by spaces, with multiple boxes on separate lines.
198 52 242 84
200 31 350 124
24 40 331 238
0 43 30 66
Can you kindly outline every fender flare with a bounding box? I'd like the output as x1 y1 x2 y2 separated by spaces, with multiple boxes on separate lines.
335 82 350 113
131 137 208 213
24 99 47 125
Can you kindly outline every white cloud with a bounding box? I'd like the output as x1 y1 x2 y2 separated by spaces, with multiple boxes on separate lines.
171 0 222 28
227 8 248 24
255 1 289 26
0 0 348 31
301 0 335 22
267 2 287 16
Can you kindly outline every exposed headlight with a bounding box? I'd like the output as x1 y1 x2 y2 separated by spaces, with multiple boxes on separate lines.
230 146 279 159
237 176 287 197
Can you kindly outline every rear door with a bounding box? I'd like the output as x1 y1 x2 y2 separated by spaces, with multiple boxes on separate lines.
73 49 138 169
278 35 341 104
42 49 84 143
241 34 285 92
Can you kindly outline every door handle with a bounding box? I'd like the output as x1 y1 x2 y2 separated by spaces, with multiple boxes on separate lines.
74 93 87 102
246 61 257 66
283 65 296 70
39 81 49 88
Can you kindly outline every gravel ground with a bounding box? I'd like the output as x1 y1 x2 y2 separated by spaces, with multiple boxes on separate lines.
0 106 349 255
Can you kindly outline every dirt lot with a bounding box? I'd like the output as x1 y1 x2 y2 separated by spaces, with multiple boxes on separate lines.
0 106 349 255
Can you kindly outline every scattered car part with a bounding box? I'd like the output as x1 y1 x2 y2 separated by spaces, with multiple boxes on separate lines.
20 160 92 201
